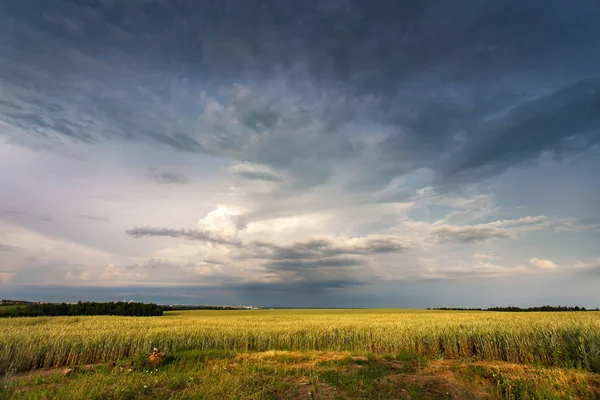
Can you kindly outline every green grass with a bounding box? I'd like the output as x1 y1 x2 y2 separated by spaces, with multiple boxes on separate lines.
3 349 599 399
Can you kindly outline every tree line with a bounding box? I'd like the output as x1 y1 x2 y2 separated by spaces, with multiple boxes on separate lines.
487 305 599 312
0 301 163 317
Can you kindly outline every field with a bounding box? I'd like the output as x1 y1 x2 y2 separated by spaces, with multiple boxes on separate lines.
2 309 600 399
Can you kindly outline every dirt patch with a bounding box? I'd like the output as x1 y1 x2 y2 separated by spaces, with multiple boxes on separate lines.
290 357 492 399
237 350 350 370
382 360 493 400
293 378 345 399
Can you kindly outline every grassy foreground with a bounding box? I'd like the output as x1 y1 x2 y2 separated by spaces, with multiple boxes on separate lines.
3 349 600 399
1 309 600 398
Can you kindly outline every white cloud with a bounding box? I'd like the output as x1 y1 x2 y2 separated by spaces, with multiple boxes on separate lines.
196 205 247 241
529 257 558 270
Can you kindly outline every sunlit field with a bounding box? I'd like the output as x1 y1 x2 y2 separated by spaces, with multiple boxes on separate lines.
2 309 600 375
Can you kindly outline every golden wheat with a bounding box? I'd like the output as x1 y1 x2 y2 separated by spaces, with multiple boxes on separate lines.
1 309 599 374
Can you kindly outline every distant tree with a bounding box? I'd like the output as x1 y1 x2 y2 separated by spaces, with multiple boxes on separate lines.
0 301 163 317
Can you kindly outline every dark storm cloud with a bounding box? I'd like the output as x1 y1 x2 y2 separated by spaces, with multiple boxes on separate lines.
238 236 405 288
266 257 363 270
262 256 370 291
241 236 412 262
1 0 599 190
440 80 600 180
225 279 366 294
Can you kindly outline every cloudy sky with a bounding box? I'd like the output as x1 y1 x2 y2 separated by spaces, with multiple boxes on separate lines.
1 0 600 307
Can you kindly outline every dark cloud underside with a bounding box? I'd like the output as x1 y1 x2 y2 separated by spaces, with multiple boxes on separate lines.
1 0 599 192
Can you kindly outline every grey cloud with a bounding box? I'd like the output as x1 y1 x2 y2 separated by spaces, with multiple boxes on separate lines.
0 1 573 83
126 225 412 259
0 244 22 252
3 0 599 192
431 216 549 243
225 279 367 294
232 170 282 182
125 226 408 289
0 210 28 216
578 261 600 276
266 257 363 272
243 236 412 262
149 168 189 185
583 266 600 276
433 225 511 243
237 236 403 287
143 258 226 271
77 215 110 223
144 131 204 154
2 110 94 142
0 99 23 111
125 226 237 246
555 215 600 232
0 209 54 224
441 80 600 180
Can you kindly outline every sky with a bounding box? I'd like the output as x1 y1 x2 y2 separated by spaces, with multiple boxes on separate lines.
1 0 600 308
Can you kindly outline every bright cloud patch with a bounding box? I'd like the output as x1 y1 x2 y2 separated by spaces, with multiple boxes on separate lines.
196 206 247 241
529 257 558 270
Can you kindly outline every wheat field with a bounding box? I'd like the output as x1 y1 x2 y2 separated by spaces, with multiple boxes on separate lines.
2 309 599 375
